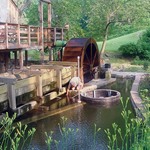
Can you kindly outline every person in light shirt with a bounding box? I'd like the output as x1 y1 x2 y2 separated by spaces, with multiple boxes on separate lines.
66 77 83 96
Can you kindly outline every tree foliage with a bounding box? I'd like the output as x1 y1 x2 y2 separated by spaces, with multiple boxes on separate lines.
22 0 150 42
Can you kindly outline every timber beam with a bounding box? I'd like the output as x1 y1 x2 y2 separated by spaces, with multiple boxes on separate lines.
41 0 51 3
0 74 17 84
30 65 64 70
49 61 77 67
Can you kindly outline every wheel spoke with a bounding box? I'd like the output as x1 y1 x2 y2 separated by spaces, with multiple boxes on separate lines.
85 52 91 65
90 40 92 64
92 51 97 66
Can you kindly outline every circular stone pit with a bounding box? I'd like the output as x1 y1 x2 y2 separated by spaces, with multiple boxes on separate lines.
81 89 121 105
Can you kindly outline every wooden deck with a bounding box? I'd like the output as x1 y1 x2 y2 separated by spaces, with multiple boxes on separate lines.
0 22 67 50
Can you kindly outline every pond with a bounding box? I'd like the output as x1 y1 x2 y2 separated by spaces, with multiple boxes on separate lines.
24 77 135 150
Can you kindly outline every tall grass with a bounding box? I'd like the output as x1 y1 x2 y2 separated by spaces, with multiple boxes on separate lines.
0 113 36 150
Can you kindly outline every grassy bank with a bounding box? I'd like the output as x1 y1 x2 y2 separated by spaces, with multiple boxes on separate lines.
97 30 144 51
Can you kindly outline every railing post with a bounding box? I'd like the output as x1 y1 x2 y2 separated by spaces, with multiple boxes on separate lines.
19 50 23 69
18 24 20 47
28 25 31 46
5 23 8 49
48 3 51 28
54 28 56 44
61 28 63 40
39 1 44 64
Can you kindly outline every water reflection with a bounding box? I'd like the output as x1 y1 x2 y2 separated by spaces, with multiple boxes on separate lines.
23 77 134 150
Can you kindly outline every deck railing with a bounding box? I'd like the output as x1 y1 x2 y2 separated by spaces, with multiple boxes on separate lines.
0 22 67 50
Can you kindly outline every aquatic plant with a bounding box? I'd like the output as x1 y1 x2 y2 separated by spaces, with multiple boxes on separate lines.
105 98 150 150
45 116 79 150
0 113 36 150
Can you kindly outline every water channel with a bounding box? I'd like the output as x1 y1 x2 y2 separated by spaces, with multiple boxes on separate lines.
20 77 135 150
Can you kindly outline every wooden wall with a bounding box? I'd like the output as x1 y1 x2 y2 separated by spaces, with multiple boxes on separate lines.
0 0 18 23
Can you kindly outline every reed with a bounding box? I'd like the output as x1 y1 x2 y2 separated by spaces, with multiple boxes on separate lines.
0 113 36 150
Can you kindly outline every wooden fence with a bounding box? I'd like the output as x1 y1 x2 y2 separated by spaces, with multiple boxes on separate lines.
0 22 67 50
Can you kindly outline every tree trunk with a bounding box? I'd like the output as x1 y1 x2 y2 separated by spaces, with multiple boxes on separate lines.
99 21 110 68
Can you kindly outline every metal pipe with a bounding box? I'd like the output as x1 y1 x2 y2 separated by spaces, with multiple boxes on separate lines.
77 56 80 78
77 56 81 103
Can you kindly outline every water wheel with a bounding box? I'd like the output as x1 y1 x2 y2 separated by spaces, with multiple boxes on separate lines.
62 38 100 82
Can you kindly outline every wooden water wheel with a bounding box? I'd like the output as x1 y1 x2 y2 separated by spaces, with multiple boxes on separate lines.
62 38 100 82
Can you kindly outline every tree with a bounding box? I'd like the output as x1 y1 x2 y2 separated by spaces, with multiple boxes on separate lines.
13 0 32 23
87 0 150 62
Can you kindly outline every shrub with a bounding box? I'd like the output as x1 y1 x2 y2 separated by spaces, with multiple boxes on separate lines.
143 61 149 71
136 29 150 59
131 56 141 65
119 43 138 58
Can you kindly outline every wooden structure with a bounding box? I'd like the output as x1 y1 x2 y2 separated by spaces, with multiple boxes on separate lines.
63 38 100 82
0 62 77 116
0 0 67 72
0 0 19 24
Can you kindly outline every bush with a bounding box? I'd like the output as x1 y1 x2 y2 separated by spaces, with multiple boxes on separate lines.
137 30 150 59
119 43 138 58
143 61 149 70
119 29 150 60
131 56 141 65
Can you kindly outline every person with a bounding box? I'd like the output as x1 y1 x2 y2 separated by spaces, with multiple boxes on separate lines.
66 77 83 96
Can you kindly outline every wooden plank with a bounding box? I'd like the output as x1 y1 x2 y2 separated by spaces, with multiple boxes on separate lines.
30 65 63 70
0 85 7 94
49 61 77 66
41 0 51 3
15 84 36 96
65 47 83 51
0 93 7 103
0 75 17 84
15 76 37 89
20 37 28 40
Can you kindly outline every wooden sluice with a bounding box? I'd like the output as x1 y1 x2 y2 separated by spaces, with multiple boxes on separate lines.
0 62 77 117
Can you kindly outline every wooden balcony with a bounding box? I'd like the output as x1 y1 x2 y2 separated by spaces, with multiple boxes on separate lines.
0 22 67 50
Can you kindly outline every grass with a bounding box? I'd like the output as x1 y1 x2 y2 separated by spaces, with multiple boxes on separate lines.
97 30 144 51
96 30 150 73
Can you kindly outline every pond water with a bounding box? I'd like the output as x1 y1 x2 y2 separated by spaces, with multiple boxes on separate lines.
25 77 135 150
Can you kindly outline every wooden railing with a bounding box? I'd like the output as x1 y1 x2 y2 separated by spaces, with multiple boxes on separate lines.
0 22 67 50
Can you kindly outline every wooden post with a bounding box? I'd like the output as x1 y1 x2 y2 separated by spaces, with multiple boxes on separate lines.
18 24 20 46
25 50 28 66
39 1 44 64
48 3 51 28
0 76 17 111
5 23 8 49
56 69 62 91
28 26 31 46
14 51 18 68
4 52 10 71
37 75 43 97
61 28 63 40
54 28 56 44
19 50 23 69
49 47 53 61
7 84 16 110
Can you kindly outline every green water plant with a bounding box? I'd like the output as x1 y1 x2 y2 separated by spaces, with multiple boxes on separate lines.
0 113 36 150
45 116 79 150
105 98 150 150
